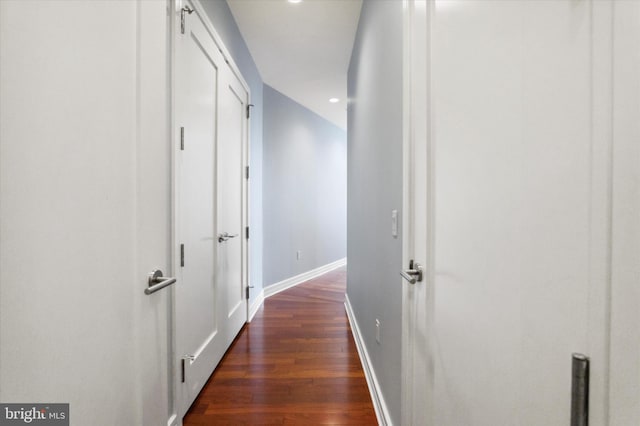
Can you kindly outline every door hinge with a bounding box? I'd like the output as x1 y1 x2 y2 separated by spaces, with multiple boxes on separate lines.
245 226 249 239
180 127 185 150
180 6 194 35
180 244 185 267
181 355 195 383
246 104 254 119
245 166 249 179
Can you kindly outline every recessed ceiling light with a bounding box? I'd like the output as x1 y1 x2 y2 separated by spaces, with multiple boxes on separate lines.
329 98 340 103
288 0 302 3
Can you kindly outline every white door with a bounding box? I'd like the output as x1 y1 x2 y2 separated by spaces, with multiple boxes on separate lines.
608 2 640 424
1 1 173 425
217 64 249 348
402 1 636 424
174 1 248 418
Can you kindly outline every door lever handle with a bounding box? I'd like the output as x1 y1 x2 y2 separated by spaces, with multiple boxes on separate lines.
400 262 423 284
218 232 239 243
145 269 177 295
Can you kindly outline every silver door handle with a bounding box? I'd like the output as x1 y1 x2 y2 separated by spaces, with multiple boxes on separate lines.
218 232 239 243
400 261 423 284
571 353 589 426
145 269 177 295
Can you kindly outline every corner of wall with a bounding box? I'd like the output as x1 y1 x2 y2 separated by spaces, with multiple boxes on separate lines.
346 0 404 424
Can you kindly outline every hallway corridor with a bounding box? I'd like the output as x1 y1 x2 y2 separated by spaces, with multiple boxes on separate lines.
182 267 377 425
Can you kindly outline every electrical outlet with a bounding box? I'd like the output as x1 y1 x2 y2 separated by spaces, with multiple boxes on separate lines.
296 250 302 260
375 319 381 344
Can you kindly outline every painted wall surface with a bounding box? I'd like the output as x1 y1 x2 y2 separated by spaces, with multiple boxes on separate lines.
262 85 347 287
346 0 403 423
0 1 147 424
201 0 264 298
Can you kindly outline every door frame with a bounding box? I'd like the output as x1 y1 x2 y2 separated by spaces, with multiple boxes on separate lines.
136 1 176 425
401 1 432 425
170 0 251 423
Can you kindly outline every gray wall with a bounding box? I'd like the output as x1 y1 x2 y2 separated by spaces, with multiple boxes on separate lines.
200 0 264 301
347 1 403 423
263 85 347 287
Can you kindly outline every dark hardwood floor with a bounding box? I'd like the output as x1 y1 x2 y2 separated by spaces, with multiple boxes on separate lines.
183 266 377 425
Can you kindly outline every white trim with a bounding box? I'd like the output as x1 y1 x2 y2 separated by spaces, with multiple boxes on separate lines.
402 1 431 424
247 289 264 322
263 258 347 299
169 2 179 423
344 294 392 426
188 0 251 94
167 414 178 426
401 0 414 423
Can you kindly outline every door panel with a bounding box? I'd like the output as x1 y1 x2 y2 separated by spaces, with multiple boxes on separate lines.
217 71 248 341
404 1 617 424
431 1 596 424
0 1 170 425
432 1 593 424
175 5 226 416
180 25 218 360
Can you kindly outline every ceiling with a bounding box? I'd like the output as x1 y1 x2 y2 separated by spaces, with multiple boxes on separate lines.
227 0 363 130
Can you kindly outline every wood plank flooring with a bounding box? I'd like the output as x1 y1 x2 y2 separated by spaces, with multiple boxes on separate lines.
182 266 377 425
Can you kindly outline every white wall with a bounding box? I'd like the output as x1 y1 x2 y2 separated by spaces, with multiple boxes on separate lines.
0 1 171 424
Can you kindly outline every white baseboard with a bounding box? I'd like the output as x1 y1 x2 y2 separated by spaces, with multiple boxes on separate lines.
247 289 264 322
263 258 347 299
344 293 392 426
